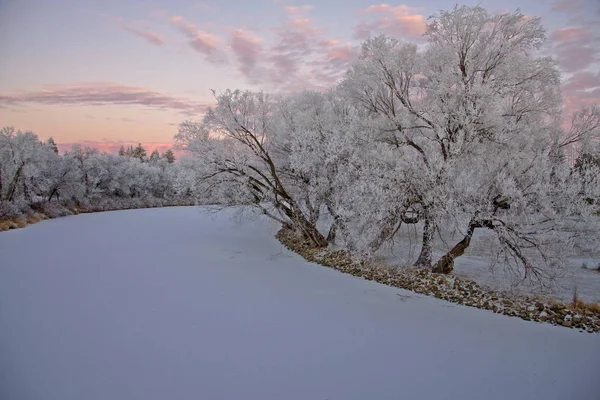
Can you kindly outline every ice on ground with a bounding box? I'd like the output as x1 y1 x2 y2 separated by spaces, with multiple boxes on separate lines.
1 206 599 400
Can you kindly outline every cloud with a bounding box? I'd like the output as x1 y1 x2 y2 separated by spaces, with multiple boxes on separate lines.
327 44 354 60
223 4 359 92
549 26 600 73
550 0 584 13
355 4 426 40
102 14 166 47
563 71 600 92
550 27 594 42
169 16 220 56
561 71 600 117
283 5 314 15
230 29 264 81
0 83 210 117
318 38 339 47
123 26 165 46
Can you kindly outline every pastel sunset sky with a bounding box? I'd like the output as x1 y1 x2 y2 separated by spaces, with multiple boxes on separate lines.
1 0 599 154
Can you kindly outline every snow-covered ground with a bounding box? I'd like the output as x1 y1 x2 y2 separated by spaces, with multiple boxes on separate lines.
0 206 599 400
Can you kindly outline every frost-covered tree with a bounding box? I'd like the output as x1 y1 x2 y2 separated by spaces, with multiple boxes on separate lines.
337 6 599 285
44 151 83 201
131 143 147 162
0 127 52 202
46 137 59 154
175 90 328 247
163 149 176 164
574 140 600 206
149 149 161 165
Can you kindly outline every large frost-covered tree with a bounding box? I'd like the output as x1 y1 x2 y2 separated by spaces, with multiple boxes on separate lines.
175 90 328 247
338 6 599 283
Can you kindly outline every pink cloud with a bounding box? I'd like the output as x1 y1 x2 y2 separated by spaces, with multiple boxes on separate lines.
556 47 598 72
562 71 600 118
189 31 219 53
549 26 600 73
0 83 210 117
283 5 314 15
550 0 584 13
169 16 219 55
550 27 594 42
327 44 355 60
318 38 339 47
290 18 312 28
223 4 358 92
123 26 165 46
563 71 600 92
102 14 166 47
355 4 426 40
230 29 264 81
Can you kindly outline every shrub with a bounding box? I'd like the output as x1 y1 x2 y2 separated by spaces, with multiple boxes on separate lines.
0 201 23 220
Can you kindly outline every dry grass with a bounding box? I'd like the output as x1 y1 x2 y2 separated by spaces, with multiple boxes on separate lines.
0 218 27 231
572 298 600 314
571 286 600 315
26 213 47 224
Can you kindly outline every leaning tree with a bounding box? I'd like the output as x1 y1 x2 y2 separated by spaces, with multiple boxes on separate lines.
175 90 328 247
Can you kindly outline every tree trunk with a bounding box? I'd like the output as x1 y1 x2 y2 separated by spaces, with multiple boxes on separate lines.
327 217 339 243
294 210 327 248
414 211 434 267
48 188 58 202
369 214 401 254
432 219 478 274
279 201 327 248
6 163 25 202
324 203 342 244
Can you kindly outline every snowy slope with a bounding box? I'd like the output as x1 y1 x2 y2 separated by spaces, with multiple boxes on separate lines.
0 207 598 400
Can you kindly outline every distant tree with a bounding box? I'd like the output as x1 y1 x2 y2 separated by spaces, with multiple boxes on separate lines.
131 143 147 162
68 144 99 197
45 154 82 201
163 149 175 164
118 146 126 157
124 145 135 157
149 149 161 164
46 137 59 154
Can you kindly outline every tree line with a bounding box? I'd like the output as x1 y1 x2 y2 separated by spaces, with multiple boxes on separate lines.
0 129 199 221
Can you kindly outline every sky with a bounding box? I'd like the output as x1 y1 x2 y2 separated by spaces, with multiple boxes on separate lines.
0 0 599 154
